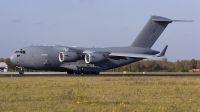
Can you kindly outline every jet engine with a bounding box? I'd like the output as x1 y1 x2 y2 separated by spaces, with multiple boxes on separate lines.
85 53 105 64
59 52 79 62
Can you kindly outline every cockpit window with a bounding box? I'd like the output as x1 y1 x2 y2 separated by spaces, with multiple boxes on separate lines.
15 50 26 54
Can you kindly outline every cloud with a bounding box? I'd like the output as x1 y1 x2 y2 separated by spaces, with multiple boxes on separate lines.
10 19 22 23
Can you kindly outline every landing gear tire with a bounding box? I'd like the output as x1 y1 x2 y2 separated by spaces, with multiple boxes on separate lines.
83 72 99 75
92 72 99 75
19 68 24 74
94 72 100 74
75 72 82 74
67 70 74 74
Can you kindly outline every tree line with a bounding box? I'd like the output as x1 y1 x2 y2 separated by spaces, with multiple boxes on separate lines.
0 58 199 72
108 58 199 72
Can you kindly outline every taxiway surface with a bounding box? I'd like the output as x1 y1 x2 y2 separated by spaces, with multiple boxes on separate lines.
1 72 200 77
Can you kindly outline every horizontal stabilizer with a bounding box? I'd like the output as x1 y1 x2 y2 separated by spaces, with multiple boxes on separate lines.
158 45 168 57
153 19 193 22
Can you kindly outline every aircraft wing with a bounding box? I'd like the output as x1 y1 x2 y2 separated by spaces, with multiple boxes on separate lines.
83 50 155 59
109 45 168 59
109 53 157 59
82 45 168 59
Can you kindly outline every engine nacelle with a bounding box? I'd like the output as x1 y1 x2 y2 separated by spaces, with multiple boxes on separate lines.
59 52 79 62
85 53 105 64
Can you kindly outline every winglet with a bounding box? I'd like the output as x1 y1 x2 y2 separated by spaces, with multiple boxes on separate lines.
158 45 168 57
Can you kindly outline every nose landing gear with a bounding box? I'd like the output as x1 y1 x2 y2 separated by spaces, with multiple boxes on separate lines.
16 66 24 74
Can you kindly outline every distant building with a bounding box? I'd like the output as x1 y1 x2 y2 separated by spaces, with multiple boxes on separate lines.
0 62 8 72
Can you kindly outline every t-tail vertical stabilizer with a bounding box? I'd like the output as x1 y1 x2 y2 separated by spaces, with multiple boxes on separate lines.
131 16 171 48
130 16 192 48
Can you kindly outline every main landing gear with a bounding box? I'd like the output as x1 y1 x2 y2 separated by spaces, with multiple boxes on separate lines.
67 70 99 75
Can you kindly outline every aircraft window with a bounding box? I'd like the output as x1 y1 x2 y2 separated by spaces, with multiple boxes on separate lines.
15 51 20 53
23 51 26 54
17 55 20 57
20 51 22 54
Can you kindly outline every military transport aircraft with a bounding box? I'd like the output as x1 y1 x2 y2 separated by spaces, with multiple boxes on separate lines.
10 16 190 74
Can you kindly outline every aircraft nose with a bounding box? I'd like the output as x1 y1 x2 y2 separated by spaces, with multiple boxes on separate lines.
10 54 16 64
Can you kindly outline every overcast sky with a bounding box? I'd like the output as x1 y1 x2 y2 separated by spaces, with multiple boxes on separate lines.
0 0 199 61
